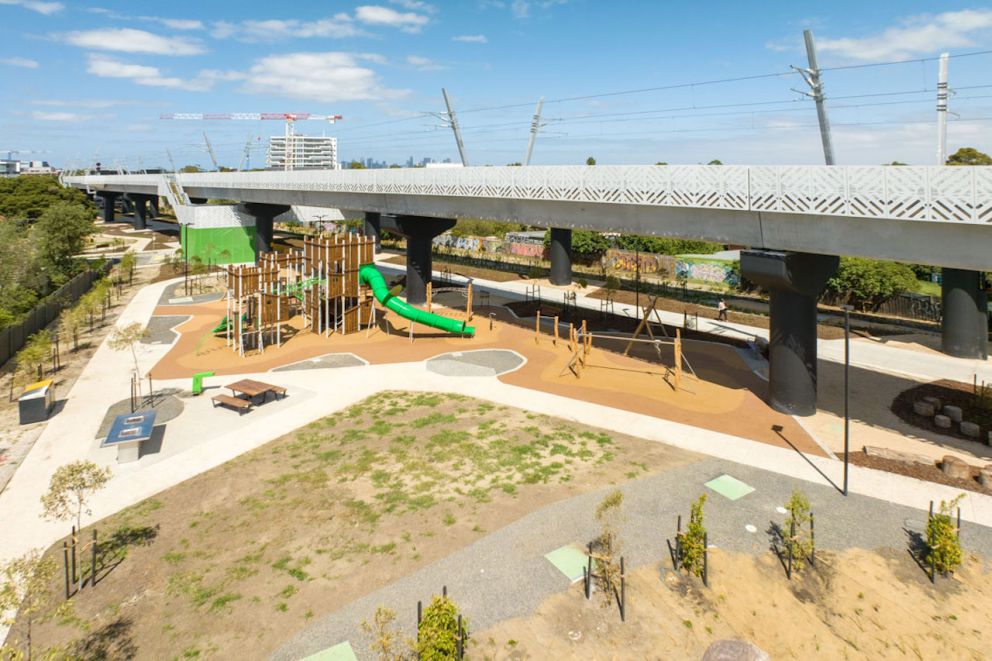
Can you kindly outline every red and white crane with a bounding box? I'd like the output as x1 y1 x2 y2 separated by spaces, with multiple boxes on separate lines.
160 113 343 170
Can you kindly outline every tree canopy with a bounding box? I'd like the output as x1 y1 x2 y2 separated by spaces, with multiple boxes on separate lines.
946 147 992 166
0 175 93 221
615 235 722 255
34 202 96 279
825 257 918 311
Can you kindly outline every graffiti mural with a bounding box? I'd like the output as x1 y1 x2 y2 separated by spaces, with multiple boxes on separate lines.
601 249 674 275
675 259 739 285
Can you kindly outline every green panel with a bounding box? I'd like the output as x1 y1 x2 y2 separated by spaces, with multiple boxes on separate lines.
299 641 358 661
182 226 256 265
704 474 755 501
544 544 592 582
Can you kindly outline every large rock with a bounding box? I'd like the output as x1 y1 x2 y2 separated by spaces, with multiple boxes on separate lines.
863 445 935 466
922 396 942 410
934 414 952 429
978 467 992 488
702 640 770 661
960 421 981 439
943 405 963 422
913 400 936 416
941 455 973 481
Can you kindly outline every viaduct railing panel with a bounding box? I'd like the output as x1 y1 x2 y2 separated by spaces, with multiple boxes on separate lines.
66 165 992 224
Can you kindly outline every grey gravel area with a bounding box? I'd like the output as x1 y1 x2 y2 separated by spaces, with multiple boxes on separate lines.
94 390 184 439
271 353 367 372
272 455 992 660
141 316 189 345
425 349 525 377
157 282 224 306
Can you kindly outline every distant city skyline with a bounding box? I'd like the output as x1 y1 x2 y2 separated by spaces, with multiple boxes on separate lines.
3 1 992 169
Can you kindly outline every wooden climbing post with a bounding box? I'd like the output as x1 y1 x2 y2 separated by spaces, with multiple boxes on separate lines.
426 282 432 313
568 323 575 352
535 310 541 344
466 282 473 321
581 320 589 365
674 328 683 392
553 316 559 346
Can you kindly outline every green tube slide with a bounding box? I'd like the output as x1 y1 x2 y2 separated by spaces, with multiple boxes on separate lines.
359 264 475 337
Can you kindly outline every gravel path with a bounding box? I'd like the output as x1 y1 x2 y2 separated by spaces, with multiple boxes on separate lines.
271 353 367 372
142 316 189 345
273 455 992 660
425 349 525 377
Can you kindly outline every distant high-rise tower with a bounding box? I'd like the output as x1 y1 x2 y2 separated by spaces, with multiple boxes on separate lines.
266 134 339 170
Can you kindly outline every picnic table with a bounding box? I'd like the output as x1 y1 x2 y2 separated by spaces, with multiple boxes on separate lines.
224 379 287 405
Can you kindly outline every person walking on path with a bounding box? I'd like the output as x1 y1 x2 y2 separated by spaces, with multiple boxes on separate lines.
717 299 728 321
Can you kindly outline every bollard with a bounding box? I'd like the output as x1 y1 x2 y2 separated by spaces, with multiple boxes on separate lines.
703 532 709 587
810 512 816 568
91 529 98 587
620 556 626 622
62 542 70 599
585 543 593 599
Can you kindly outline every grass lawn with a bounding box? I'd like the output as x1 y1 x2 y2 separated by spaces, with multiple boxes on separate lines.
12 391 697 659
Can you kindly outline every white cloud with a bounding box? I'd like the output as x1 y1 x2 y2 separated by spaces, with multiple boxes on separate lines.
481 0 569 19
390 0 437 13
156 18 203 30
63 28 205 55
32 111 108 121
1 56 39 68
211 15 362 42
452 34 487 43
84 55 232 91
30 98 146 108
0 0 63 15
355 5 429 32
816 9 992 60
406 55 444 70
241 52 409 103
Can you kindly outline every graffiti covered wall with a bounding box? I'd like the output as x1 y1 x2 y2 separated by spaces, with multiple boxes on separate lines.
675 259 738 285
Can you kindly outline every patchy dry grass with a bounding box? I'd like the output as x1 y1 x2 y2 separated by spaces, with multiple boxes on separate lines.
16 391 697 659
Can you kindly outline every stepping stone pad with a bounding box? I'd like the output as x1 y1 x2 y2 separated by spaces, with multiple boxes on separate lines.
300 641 358 661
545 544 591 583
705 474 755 501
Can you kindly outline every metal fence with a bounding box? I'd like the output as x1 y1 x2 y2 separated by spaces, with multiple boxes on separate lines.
0 267 107 367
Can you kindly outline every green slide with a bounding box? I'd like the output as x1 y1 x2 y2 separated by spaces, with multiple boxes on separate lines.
359 264 475 337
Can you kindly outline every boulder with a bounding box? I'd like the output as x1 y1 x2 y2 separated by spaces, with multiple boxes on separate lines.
913 400 936 416
863 445 935 466
960 421 981 439
941 455 973 481
978 468 992 488
943 405 963 422
934 414 952 429
702 640 770 661
922 396 942 410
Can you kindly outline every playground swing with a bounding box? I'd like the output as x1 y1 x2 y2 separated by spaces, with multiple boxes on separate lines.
552 317 697 393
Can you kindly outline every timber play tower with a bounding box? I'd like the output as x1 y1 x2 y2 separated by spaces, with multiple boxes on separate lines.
219 232 473 355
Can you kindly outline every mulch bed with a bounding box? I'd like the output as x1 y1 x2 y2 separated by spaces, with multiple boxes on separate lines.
848 451 992 496
892 379 992 445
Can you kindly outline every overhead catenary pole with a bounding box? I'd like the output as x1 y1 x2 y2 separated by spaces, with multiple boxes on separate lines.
203 132 219 171
793 29 835 165
524 96 545 166
937 52 949 165
442 88 469 166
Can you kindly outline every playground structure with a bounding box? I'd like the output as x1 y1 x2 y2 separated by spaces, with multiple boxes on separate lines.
529 299 696 392
219 232 474 356
222 233 376 355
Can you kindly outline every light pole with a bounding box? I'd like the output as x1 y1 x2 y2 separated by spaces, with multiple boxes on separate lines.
842 304 853 496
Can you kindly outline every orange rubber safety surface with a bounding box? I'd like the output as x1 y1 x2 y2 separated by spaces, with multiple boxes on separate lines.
148 297 822 456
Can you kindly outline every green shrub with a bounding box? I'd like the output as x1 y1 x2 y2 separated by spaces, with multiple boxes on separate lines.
926 494 964 575
679 494 707 578
784 488 813 572
526 265 544 279
576 277 588 289
604 275 621 292
417 595 467 660
824 257 918 311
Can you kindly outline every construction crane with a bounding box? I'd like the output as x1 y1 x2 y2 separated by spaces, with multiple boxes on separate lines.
202 132 219 171
160 113 343 170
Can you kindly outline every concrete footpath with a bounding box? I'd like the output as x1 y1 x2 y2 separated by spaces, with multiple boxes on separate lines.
375 258 992 386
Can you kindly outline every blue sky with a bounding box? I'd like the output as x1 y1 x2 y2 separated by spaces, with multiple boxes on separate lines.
2 0 991 168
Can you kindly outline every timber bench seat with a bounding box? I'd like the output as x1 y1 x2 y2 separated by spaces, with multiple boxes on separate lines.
212 393 252 414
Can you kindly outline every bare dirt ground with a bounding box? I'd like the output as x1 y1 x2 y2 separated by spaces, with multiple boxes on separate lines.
15 392 700 659
0 265 158 494
476 547 992 660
